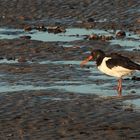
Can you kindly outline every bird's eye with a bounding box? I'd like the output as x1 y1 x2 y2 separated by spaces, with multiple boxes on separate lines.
93 52 96 56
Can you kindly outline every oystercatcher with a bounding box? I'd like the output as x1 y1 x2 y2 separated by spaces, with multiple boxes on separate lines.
80 49 140 96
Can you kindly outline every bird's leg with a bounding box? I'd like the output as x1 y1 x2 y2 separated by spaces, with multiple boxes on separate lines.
117 78 122 97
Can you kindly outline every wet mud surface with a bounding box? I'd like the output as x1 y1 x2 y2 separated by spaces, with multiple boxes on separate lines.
0 0 140 30
1 91 140 140
0 0 140 139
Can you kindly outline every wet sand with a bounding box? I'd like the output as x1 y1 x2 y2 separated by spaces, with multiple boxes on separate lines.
0 91 140 140
0 37 140 140
0 0 140 30
0 0 140 139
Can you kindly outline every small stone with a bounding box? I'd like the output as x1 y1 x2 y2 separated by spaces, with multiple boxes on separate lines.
35 25 47 31
19 16 25 20
116 30 126 38
24 25 32 31
104 35 114 40
6 56 15 61
18 56 27 63
124 108 133 112
88 34 99 40
7 133 13 137
20 35 31 39
47 26 66 33
87 18 95 22
132 76 140 81
135 29 140 34
137 18 140 23
131 90 136 94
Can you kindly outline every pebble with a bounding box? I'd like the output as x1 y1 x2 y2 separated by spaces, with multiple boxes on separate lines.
35 25 47 31
18 56 27 63
20 35 31 39
47 26 66 33
116 30 126 38
24 25 32 31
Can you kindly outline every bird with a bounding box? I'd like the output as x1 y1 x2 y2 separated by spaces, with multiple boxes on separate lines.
80 49 140 96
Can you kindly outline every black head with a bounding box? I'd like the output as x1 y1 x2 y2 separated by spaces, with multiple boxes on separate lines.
80 49 105 67
91 49 105 61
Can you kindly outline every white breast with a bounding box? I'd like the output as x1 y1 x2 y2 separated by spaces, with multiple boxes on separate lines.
97 57 133 78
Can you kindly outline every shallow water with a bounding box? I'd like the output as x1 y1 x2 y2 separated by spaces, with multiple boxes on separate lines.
0 85 47 93
0 28 111 42
123 99 140 112
0 27 140 108
0 59 18 64
0 28 139 51
110 39 140 49
0 79 138 97
0 60 139 98
41 96 71 101
39 60 93 65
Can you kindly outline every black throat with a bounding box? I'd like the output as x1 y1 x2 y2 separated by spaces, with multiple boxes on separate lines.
96 55 105 66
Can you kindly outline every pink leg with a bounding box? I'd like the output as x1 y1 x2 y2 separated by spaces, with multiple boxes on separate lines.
117 78 122 97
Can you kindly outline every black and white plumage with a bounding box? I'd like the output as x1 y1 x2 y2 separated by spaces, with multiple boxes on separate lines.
81 49 140 96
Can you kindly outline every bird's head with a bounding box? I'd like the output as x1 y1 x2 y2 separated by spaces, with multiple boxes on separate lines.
80 49 105 67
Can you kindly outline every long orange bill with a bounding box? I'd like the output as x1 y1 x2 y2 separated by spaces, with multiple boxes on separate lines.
80 55 93 67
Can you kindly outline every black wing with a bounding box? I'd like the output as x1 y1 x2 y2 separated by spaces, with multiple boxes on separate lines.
106 53 140 70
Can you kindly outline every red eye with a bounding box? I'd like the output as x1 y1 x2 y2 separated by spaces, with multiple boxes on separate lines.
93 52 96 56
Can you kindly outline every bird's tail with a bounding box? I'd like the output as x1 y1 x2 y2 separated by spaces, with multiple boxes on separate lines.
137 66 140 71
136 64 140 70
129 61 140 71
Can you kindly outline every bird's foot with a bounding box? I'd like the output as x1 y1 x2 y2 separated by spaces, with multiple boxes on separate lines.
113 86 122 96
118 93 122 97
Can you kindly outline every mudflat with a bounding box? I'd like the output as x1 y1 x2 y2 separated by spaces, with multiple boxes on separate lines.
0 0 140 139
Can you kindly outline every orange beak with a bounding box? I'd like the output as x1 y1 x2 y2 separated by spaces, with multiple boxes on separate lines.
80 55 93 67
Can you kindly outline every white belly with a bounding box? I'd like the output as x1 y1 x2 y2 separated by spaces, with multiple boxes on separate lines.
98 57 133 78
